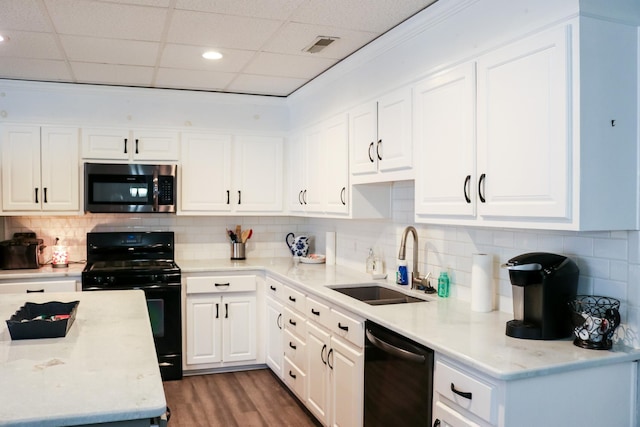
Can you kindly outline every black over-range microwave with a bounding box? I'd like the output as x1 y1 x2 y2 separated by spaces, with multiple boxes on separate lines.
84 163 177 213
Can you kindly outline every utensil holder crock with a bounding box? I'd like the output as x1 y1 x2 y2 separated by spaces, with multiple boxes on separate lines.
231 242 246 260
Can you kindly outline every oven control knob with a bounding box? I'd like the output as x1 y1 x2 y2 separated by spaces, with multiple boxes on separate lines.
107 276 116 284
94 276 103 285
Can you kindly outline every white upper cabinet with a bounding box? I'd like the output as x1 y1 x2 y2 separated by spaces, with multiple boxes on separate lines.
349 86 413 184
2 125 79 213
180 133 283 215
82 128 179 161
414 63 476 218
414 19 638 230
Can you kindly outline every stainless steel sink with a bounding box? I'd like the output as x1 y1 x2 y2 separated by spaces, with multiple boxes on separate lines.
329 285 427 305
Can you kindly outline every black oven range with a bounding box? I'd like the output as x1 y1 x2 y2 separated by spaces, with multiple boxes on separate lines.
82 231 182 381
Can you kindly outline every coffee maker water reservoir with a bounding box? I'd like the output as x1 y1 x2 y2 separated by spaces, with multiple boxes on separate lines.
503 252 579 340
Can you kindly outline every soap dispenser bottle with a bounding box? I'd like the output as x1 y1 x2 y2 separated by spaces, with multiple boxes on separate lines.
366 248 375 274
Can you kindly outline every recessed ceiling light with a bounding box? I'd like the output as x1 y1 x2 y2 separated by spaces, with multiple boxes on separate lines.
202 51 223 60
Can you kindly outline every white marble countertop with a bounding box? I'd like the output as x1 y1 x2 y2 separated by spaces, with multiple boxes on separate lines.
180 257 640 381
0 263 85 281
0 290 166 427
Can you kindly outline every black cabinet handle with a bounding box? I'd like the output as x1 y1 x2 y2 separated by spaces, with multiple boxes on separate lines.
302 189 307 205
321 344 327 365
214 282 230 287
34 188 38 204
124 138 128 154
276 313 282 330
463 175 471 203
376 139 382 160
451 383 472 400
327 348 334 370
289 296 296 302
135 139 139 154
215 303 219 319
298 190 304 205
269 285 277 291
368 142 374 162
338 322 349 331
289 371 297 379
289 342 297 350
478 173 486 203
433 420 441 427
311 309 320 316
289 319 296 326
226 190 230 205
340 187 346 205
238 190 241 205
26 289 44 293
43 188 48 203
225 303 228 319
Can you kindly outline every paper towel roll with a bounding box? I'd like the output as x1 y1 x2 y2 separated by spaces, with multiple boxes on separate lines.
325 232 336 265
471 253 494 312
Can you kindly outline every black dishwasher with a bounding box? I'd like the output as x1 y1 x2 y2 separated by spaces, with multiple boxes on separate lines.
365 321 434 427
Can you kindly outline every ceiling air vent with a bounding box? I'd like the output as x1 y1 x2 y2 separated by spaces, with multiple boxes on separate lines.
303 36 339 53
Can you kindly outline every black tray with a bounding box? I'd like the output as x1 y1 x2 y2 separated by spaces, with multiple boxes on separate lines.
6 301 79 340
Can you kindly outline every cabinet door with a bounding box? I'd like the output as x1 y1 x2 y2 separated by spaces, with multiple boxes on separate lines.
265 297 284 378
330 336 363 427
377 86 412 173
349 101 378 176
414 63 476 218
476 26 570 220
222 294 257 363
323 114 349 215
287 131 307 213
81 128 130 160
233 135 283 213
1 125 42 211
180 132 232 212
186 294 222 365
304 126 324 213
306 321 331 425
131 130 179 161
40 127 80 211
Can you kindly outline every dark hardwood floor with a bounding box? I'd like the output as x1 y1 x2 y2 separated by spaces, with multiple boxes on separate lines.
163 369 321 427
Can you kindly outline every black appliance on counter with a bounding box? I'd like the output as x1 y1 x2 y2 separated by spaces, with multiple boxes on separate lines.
503 252 579 340
0 233 44 270
364 321 434 426
82 231 182 381
84 163 177 213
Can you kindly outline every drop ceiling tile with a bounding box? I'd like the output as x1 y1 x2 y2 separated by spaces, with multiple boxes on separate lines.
44 0 167 41
244 52 336 79
175 0 305 20
0 58 71 81
160 44 255 72
290 0 435 32
97 0 171 6
0 31 64 60
167 10 282 50
228 73 306 96
60 35 159 66
155 67 235 91
0 0 52 32
71 62 154 86
264 22 377 59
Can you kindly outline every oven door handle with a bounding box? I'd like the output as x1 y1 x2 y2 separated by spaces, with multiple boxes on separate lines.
152 168 159 212
365 328 426 364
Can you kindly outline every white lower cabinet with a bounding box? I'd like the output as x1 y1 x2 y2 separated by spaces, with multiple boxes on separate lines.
433 355 637 427
185 275 257 368
282 283 308 401
265 286 284 378
0 279 77 294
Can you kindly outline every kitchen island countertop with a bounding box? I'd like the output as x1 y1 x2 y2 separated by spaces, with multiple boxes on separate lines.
0 290 166 427
180 257 640 381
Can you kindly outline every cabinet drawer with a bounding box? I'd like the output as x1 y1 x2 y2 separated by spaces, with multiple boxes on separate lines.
434 361 495 424
186 275 256 294
283 356 306 400
433 401 482 427
265 277 284 302
284 329 307 370
0 280 77 294
330 308 364 348
283 285 306 312
283 306 307 338
305 296 331 329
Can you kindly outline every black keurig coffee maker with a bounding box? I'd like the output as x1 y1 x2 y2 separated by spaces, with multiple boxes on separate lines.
503 252 579 340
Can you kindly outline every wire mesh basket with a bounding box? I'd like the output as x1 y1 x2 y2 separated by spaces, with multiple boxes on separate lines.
569 295 620 350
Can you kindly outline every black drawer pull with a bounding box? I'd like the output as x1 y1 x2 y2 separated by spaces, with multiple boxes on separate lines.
289 371 296 379
338 322 349 331
289 296 296 302
311 309 320 316
289 319 297 326
26 289 45 293
451 383 472 400
215 282 230 287
289 342 297 350
270 285 277 291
